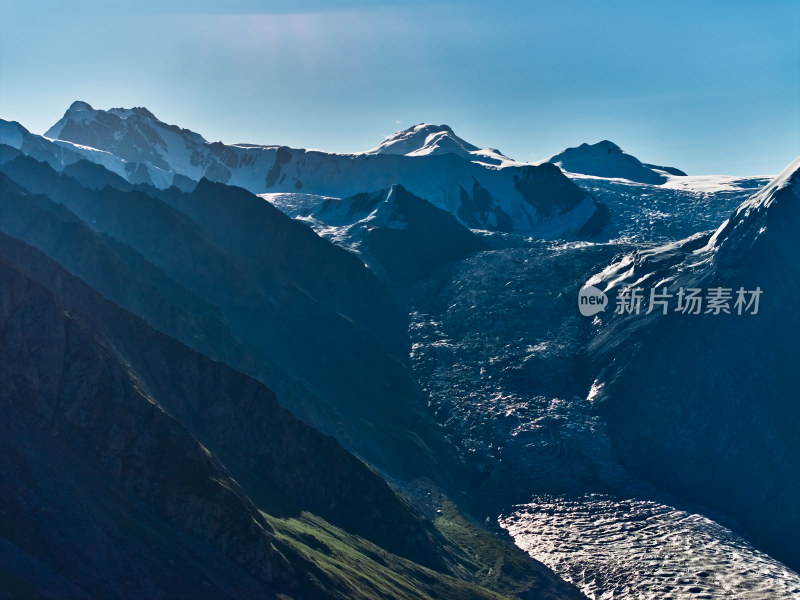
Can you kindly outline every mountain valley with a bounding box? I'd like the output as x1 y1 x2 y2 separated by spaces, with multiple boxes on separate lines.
1 102 798 599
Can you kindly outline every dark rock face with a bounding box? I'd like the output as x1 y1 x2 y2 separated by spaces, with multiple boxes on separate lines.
313 184 490 283
588 159 800 569
513 161 588 216
458 177 513 232
266 146 292 187
366 186 488 282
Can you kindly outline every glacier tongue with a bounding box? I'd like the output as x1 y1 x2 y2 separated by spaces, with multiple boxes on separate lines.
502 496 800 600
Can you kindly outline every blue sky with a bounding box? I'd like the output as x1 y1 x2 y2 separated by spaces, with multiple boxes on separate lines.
1 0 798 175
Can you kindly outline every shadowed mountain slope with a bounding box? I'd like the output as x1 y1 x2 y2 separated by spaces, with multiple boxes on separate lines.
0 232 585 600
0 155 459 485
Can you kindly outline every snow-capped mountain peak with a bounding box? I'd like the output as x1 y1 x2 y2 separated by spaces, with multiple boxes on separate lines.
45 101 98 139
48 101 173 134
369 123 474 155
708 155 800 266
67 100 94 113
44 101 209 184
545 140 686 185
367 123 511 165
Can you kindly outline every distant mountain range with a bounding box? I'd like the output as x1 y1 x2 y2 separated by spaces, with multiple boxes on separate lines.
2 102 607 237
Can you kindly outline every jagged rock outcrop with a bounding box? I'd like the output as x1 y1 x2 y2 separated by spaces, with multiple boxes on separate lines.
0 230 585 600
292 184 489 282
